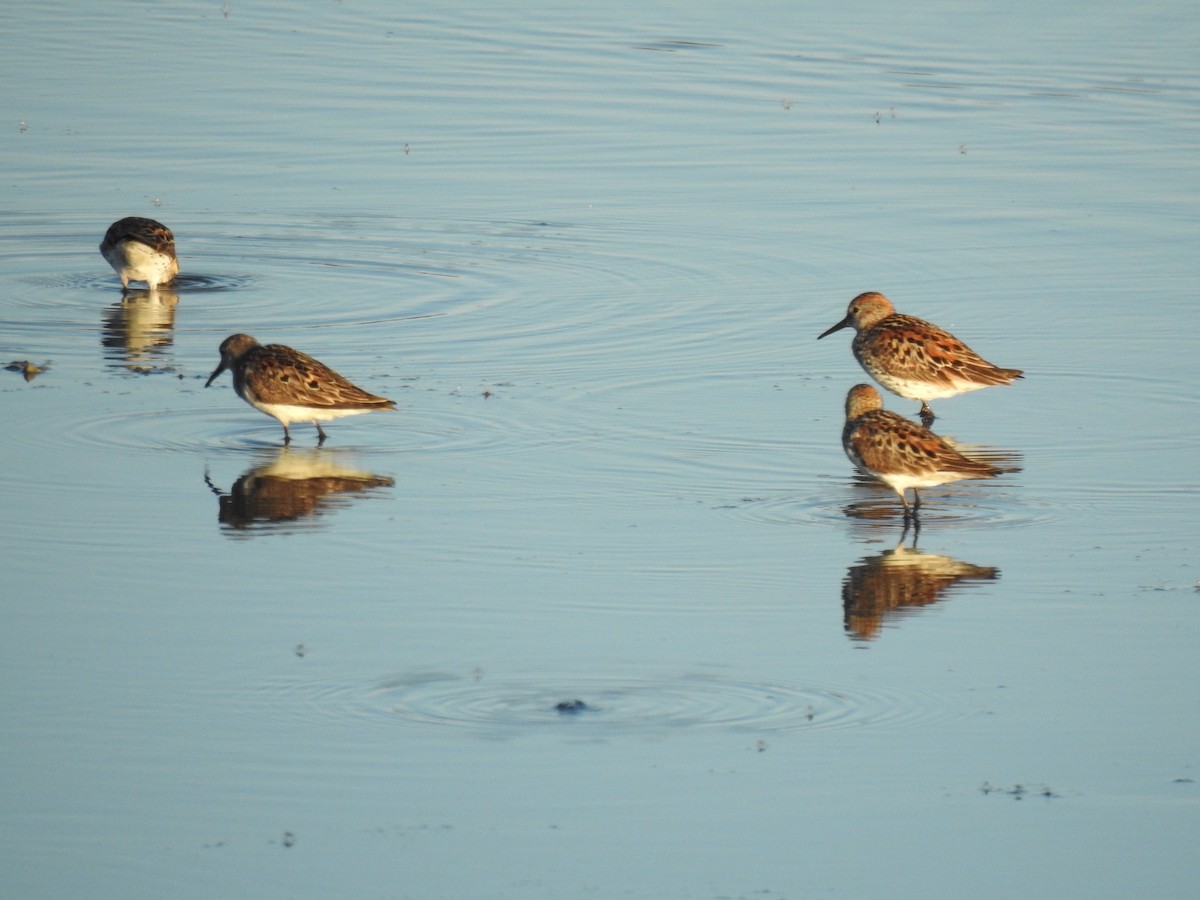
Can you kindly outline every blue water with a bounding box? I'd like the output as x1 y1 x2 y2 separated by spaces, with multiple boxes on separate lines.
2 1 1198 897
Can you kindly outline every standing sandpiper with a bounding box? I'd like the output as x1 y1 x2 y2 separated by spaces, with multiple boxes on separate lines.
819 292 1022 425
841 383 1001 519
205 334 396 444
99 217 179 291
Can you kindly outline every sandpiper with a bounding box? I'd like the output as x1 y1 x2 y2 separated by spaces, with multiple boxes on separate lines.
205 334 396 444
841 383 1000 518
99 217 179 291
819 292 1022 424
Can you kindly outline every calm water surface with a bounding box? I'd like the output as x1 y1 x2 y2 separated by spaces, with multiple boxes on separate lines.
2 1 1198 897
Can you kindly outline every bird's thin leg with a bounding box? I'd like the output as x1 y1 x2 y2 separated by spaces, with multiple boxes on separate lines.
316 423 328 445
282 424 292 445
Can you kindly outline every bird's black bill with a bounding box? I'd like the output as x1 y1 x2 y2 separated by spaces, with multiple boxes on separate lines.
817 316 851 340
204 365 225 388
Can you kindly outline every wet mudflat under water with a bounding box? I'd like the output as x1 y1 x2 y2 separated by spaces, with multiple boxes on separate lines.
2 1 1198 897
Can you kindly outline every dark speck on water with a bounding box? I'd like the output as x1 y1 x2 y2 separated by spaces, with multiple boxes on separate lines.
555 699 589 714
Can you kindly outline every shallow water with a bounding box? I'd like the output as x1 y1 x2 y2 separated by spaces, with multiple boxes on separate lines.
3 1 1199 897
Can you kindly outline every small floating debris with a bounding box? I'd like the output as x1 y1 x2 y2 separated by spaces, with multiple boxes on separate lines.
5 360 48 382
554 699 589 714
980 782 1059 800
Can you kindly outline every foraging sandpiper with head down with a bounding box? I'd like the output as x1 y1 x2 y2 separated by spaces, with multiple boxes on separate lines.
205 334 396 444
819 292 1022 425
840 383 1001 518
99 217 179 291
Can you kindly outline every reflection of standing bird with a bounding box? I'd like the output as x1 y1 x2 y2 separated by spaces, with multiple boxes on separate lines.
205 334 396 444
842 528 999 640
99 217 179 291
841 384 1000 518
204 450 395 531
819 292 1022 424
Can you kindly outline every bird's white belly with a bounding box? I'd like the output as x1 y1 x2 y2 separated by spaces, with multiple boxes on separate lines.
871 370 984 402
105 240 177 287
247 399 373 426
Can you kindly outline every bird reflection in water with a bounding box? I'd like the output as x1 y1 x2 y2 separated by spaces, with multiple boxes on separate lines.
841 521 999 641
101 288 179 374
204 447 394 534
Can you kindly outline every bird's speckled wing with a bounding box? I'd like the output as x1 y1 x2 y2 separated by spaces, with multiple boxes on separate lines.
247 345 395 409
101 217 176 256
856 314 1022 389
845 410 995 479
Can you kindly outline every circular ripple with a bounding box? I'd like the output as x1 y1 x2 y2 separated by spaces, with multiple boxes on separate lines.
716 462 1044 530
12 397 537 458
165 272 256 293
739 486 1039 529
31 271 256 294
259 669 958 736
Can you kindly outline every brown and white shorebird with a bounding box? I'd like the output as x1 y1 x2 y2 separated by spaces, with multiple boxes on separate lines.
841 383 1001 518
819 292 1022 425
205 334 396 444
99 217 179 291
